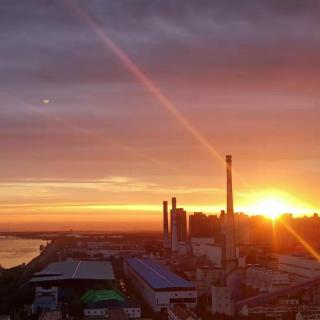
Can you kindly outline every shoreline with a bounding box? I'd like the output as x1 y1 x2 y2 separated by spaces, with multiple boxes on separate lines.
0 230 162 241
0 237 49 270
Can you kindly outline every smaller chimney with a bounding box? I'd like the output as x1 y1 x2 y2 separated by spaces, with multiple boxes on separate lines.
171 197 178 252
172 197 177 211
163 201 170 249
171 210 178 252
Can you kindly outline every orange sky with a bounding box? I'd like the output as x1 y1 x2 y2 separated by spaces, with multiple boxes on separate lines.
0 1 320 231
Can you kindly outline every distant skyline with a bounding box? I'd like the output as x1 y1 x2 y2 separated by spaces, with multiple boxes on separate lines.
1 0 320 230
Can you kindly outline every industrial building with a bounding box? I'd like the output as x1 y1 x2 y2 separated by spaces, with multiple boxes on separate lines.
124 258 197 312
82 289 141 320
245 265 290 293
30 261 115 287
279 253 320 282
31 287 58 314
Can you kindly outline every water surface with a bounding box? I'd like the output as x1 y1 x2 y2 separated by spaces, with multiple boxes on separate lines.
0 236 48 269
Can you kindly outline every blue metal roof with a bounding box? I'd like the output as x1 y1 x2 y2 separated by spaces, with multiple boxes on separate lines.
125 258 195 290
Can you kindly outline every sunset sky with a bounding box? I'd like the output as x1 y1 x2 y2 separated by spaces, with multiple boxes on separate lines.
1 0 319 231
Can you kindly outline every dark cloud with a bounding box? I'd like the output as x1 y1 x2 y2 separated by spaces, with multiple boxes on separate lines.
0 0 320 188
1 0 320 85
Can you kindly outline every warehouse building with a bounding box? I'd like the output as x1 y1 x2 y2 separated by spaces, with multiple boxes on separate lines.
30 261 115 287
124 258 197 312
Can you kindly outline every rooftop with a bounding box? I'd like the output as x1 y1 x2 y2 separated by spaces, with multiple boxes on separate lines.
125 258 195 290
82 289 124 304
30 261 115 282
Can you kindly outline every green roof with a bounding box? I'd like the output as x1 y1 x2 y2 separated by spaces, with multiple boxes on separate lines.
81 289 125 304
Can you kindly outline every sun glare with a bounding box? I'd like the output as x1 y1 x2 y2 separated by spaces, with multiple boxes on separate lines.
240 189 313 220
252 198 287 220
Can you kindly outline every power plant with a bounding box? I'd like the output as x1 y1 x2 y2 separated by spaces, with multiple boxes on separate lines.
162 155 239 315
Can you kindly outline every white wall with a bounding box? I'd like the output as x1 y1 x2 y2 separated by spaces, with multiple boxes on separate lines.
123 307 141 319
212 285 234 316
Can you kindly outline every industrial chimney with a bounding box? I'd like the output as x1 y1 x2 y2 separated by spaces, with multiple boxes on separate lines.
212 157 238 317
171 197 178 252
172 197 177 211
163 201 170 249
224 155 238 286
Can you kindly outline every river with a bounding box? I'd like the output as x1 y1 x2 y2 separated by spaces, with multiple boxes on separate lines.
0 236 48 269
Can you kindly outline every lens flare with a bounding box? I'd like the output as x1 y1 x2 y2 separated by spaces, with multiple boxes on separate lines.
280 220 320 261
64 0 225 168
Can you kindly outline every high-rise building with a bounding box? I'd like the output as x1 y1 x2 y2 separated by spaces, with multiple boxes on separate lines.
189 212 220 240
249 215 273 248
176 208 187 242
234 213 250 246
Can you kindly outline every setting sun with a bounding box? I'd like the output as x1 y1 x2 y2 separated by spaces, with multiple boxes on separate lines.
240 190 313 220
250 198 287 220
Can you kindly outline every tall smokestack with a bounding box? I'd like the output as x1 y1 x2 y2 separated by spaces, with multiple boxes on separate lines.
171 197 178 252
224 155 238 287
220 210 226 266
171 212 178 252
172 197 177 211
163 201 170 249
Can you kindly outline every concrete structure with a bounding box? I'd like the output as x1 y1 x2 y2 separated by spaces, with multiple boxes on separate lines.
191 238 241 267
194 266 224 294
168 304 200 320
235 274 320 316
163 201 170 249
279 254 320 282
191 237 223 265
124 258 197 312
191 237 215 256
240 304 320 319
32 287 58 314
245 265 290 293
212 285 235 316
177 242 188 255
196 266 224 284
